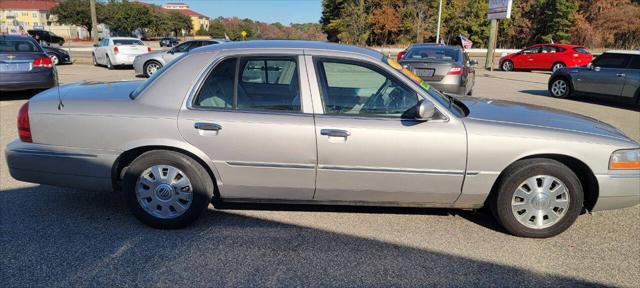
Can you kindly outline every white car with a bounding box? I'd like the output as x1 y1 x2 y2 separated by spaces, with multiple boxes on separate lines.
92 37 151 69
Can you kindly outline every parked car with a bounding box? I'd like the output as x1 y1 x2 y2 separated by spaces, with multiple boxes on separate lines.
27 30 65 46
396 42 445 61
5 41 639 238
43 46 72 65
398 44 476 95
500 44 592 72
92 37 151 69
159 37 179 47
134 39 225 77
548 51 640 103
0 35 56 92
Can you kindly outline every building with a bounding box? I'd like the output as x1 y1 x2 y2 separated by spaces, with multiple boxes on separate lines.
0 0 90 39
161 2 209 35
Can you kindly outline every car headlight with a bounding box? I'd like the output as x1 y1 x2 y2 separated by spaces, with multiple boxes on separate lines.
610 149 640 170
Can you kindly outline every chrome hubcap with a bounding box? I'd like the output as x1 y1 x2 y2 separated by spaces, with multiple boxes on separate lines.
511 175 570 229
552 63 564 72
50 55 59 65
136 165 193 219
551 80 567 96
146 63 161 75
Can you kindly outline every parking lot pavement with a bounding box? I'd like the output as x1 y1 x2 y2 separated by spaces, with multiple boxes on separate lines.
1 65 639 287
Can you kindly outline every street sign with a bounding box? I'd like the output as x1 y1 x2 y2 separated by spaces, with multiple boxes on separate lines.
488 0 512 19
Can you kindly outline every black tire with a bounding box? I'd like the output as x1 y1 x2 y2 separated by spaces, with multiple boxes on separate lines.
122 150 214 229
490 158 583 238
467 88 473 96
106 56 113 70
143 60 163 77
501 60 514 71
548 77 572 98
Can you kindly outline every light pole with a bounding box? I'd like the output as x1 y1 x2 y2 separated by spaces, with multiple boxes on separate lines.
90 0 98 42
436 0 443 43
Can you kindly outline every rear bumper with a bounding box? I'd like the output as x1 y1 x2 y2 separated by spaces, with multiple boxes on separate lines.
5 140 119 192
113 54 145 66
592 173 640 211
0 70 56 91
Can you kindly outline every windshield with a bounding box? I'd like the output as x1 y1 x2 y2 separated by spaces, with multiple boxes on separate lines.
404 47 460 62
384 57 462 111
130 53 187 99
0 39 40 53
113 39 144 46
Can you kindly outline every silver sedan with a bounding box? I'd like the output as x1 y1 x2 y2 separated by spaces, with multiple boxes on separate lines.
6 41 640 238
133 39 225 77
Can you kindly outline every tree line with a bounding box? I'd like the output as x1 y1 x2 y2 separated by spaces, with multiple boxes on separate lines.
206 17 325 41
321 0 640 49
51 0 192 37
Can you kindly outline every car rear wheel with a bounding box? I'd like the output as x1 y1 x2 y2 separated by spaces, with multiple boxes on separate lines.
144 61 163 77
501 60 514 71
106 56 113 70
123 150 214 229
552 62 565 72
490 159 583 238
549 77 571 98
49 54 59 65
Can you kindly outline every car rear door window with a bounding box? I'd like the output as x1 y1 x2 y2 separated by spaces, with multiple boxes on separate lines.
593 53 632 68
193 58 237 109
627 55 640 69
237 58 300 111
316 60 418 116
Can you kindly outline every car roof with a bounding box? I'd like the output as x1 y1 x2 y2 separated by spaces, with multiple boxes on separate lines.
193 40 382 59
408 44 461 50
0 35 37 41
107 37 142 40
604 50 640 55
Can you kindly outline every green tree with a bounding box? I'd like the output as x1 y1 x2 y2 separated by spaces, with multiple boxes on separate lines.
535 0 578 43
50 0 104 35
101 1 153 35
337 0 370 45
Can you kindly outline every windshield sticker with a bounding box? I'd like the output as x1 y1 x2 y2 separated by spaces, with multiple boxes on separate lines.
386 58 431 90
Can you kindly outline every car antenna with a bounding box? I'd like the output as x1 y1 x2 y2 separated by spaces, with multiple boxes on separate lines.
55 65 64 110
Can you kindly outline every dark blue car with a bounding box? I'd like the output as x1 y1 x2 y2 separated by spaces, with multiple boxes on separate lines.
0 35 56 92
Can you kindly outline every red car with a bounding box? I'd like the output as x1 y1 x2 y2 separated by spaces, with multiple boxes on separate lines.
499 44 592 72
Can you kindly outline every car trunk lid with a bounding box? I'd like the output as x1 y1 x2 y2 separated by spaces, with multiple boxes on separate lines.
115 45 149 56
399 60 455 81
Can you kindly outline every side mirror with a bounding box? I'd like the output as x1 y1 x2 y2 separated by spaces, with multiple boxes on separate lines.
469 59 478 66
415 99 436 121
93 43 99 47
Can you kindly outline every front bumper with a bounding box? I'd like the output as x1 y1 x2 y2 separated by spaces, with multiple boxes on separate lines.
5 140 119 192
592 173 640 211
0 69 56 91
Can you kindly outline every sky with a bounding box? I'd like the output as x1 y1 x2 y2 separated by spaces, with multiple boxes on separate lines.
142 0 323 24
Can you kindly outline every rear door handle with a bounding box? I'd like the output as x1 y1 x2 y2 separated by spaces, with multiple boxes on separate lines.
194 122 222 131
616 73 626 77
320 129 350 137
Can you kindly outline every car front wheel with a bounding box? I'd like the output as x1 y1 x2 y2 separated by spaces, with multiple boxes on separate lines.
106 56 113 70
549 77 571 98
501 60 514 71
144 61 163 77
491 159 583 238
123 150 214 229
552 62 566 72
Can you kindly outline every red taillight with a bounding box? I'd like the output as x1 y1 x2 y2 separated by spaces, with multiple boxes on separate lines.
33 56 53 68
147 47 151 52
447 66 463 75
114 46 119 54
17 102 32 143
397 50 406 61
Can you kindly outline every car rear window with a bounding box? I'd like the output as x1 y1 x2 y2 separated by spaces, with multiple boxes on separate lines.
573 47 589 54
113 39 144 46
404 47 460 62
0 39 40 53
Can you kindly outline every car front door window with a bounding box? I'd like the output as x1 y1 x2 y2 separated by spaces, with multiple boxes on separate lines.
317 60 418 117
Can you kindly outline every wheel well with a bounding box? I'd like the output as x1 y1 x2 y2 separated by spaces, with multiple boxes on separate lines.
144 60 161 67
111 146 219 197
484 154 598 212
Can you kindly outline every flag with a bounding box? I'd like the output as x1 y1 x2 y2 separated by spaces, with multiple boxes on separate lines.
459 35 473 49
224 33 231 41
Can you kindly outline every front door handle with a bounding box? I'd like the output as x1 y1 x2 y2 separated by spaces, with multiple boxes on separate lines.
321 129 350 137
616 73 626 77
194 122 222 131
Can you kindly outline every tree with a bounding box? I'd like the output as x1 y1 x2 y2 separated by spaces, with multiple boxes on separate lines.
369 2 400 45
320 0 348 42
535 0 578 43
337 0 370 45
50 0 103 35
101 1 153 35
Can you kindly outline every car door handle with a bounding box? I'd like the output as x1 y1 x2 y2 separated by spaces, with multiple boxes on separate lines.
616 73 626 77
320 129 350 137
194 122 222 131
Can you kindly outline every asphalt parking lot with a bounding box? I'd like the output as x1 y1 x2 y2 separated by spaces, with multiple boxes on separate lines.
1 64 639 287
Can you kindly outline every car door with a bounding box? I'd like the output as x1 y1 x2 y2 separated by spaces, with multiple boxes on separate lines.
539 45 558 69
178 53 318 200
620 55 640 99
574 53 631 96
521 46 543 69
308 56 467 204
95 38 107 64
